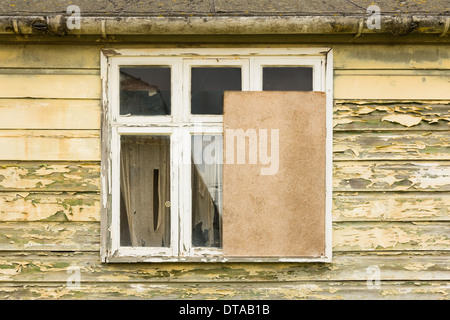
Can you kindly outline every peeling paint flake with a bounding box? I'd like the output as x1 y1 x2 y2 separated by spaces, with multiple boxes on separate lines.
381 114 423 127
35 165 71 176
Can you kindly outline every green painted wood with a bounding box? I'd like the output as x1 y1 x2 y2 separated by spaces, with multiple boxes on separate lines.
0 221 448 252
0 192 100 222
0 162 100 192
0 251 448 283
334 161 450 192
0 281 447 300
334 103 450 131
333 192 450 222
334 131 450 160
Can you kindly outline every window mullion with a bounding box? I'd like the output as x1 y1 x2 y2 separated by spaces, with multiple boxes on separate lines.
178 126 192 256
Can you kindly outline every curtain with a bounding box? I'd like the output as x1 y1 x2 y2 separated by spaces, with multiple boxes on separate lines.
191 135 223 247
120 136 170 247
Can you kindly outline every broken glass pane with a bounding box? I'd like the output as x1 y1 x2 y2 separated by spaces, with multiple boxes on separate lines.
120 67 171 116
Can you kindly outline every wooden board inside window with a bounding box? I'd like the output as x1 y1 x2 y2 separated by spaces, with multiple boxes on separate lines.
223 91 326 258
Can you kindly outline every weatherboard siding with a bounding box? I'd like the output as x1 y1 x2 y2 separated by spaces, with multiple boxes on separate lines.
0 43 448 299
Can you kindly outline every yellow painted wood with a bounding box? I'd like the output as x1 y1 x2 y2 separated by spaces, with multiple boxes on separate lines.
334 131 450 160
0 222 99 251
2 161 448 192
0 162 100 192
0 192 100 222
333 102 450 131
0 252 447 282
0 281 447 300
0 130 100 161
3 191 446 223
1 190 447 223
0 74 101 99
0 43 447 301
333 222 450 252
333 192 450 222
0 99 100 130
334 72 450 100
0 44 100 69
3 44 448 71
333 45 450 70
334 161 450 192
0 221 447 252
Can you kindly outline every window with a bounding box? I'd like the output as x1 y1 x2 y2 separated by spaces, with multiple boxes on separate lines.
100 48 333 263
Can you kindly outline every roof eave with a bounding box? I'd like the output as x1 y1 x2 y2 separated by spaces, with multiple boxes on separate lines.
0 15 448 37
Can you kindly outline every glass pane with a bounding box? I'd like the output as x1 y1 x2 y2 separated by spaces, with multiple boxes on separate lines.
120 135 170 247
191 67 241 115
191 135 223 247
263 67 313 91
120 67 171 116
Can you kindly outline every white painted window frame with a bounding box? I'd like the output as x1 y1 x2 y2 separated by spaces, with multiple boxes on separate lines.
101 47 333 263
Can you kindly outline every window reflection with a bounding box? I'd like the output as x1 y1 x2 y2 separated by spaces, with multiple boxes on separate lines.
120 67 171 116
263 67 313 91
191 135 223 247
191 67 241 115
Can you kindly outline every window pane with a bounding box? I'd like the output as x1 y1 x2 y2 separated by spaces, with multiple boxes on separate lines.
263 67 313 91
120 135 170 247
191 135 223 247
191 67 241 115
120 67 171 116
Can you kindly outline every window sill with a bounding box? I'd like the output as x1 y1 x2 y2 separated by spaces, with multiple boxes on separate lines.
104 250 331 263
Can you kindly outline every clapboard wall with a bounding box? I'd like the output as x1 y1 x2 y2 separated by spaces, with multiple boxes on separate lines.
0 43 448 299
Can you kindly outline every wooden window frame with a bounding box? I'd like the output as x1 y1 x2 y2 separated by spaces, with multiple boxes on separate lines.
100 48 333 263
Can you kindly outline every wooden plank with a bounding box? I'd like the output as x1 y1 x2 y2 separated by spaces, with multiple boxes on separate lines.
0 222 99 252
1 161 447 193
0 162 100 192
0 221 447 253
334 131 450 160
333 45 450 70
334 103 450 131
0 74 101 99
100 50 112 262
0 130 100 161
0 44 100 69
0 192 100 222
0 99 101 130
334 222 450 252
333 192 450 222
0 281 447 300
334 72 450 100
0 251 448 283
0 69 99 75
334 161 450 192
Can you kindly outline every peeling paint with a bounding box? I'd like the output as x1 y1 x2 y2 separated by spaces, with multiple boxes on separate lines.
334 103 450 131
382 114 423 127
0 42 449 300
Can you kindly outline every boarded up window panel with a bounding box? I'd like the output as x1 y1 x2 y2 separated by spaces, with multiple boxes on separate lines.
223 91 326 258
